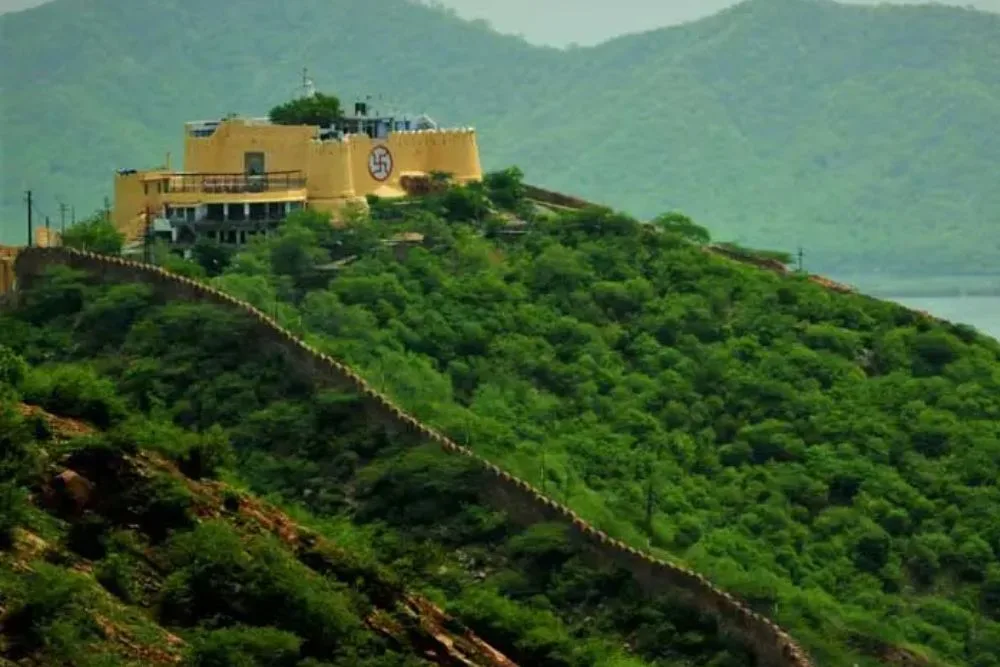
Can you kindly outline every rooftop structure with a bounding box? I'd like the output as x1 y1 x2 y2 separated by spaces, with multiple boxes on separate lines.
113 93 482 257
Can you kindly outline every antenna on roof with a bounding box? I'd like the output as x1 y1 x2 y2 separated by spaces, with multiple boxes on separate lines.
301 67 317 98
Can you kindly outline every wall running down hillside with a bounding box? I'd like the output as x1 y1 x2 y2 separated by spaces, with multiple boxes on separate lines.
13 247 814 667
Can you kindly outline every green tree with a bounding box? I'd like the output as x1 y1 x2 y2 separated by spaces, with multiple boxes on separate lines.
186 626 302 667
484 167 526 211
652 211 711 245
269 92 343 127
191 240 233 277
61 214 124 255
0 344 27 397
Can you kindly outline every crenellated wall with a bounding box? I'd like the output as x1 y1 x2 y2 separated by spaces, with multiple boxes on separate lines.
13 247 813 667
345 128 482 198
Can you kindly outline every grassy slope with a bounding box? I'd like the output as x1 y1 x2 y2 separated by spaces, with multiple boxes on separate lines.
3 0 1000 274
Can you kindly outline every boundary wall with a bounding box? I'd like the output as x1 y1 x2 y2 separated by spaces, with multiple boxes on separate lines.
522 184 859 295
523 184 596 211
13 246 813 667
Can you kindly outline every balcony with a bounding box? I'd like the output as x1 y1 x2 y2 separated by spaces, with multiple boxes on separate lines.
163 171 307 194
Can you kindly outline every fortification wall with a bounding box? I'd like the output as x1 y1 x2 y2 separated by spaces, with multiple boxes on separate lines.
14 247 813 667
521 186 861 296
306 139 358 205
184 121 315 174
347 129 483 198
523 184 597 210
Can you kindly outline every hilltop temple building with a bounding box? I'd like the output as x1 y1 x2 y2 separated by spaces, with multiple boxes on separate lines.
112 99 482 255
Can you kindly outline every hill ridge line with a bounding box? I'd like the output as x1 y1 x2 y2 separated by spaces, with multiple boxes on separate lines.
14 245 813 667
523 184 865 295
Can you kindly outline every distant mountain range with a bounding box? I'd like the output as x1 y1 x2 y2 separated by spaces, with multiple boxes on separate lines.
2 0 998 275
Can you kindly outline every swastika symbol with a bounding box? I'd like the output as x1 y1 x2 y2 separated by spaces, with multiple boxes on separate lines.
368 145 393 182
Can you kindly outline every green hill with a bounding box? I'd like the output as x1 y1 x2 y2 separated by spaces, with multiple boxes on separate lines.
0 278 751 667
4 176 999 666
2 0 999 276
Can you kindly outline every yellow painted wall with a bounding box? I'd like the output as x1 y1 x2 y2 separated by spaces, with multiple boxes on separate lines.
184 121 315 174
306 140 360 211
113 171 167 240
0 247 16 295
424 129 482 183
113 118 484 237
183 120 482 200
345 129 481 197
0 261 13 295
34 227 60 248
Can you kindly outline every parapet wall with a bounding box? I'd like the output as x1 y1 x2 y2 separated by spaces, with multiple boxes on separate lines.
523 184 596 210
13 247 813 667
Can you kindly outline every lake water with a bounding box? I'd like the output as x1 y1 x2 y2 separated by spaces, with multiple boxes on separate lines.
889 296 1000 341
829 273 1000 341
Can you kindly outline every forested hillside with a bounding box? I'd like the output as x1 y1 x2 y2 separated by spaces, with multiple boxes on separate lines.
3 0 1000 275
0 283 753 667
4 173 999 666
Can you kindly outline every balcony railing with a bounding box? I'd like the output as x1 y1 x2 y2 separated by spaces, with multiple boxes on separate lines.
163 171 306 194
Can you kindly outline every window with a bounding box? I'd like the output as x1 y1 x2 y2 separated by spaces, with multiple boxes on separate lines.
244 152 265 176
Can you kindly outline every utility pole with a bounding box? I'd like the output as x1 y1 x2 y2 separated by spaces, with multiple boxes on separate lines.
143 205 151 263
59 202 68 234
25 190 33 247
71 206 76 226
797 246 804 273
45 216 51 246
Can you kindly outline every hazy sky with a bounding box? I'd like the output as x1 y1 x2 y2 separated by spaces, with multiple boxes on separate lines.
1 0 999 46
425 0 1000 45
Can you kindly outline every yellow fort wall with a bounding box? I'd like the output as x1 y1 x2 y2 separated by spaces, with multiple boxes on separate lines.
113 119 484 235
184 121 316 174
0 247 16 297
305 139 362 214
13 246 814 667
425 128 482 182
180 120 482 201
114 172 162 241
346 129 482 198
